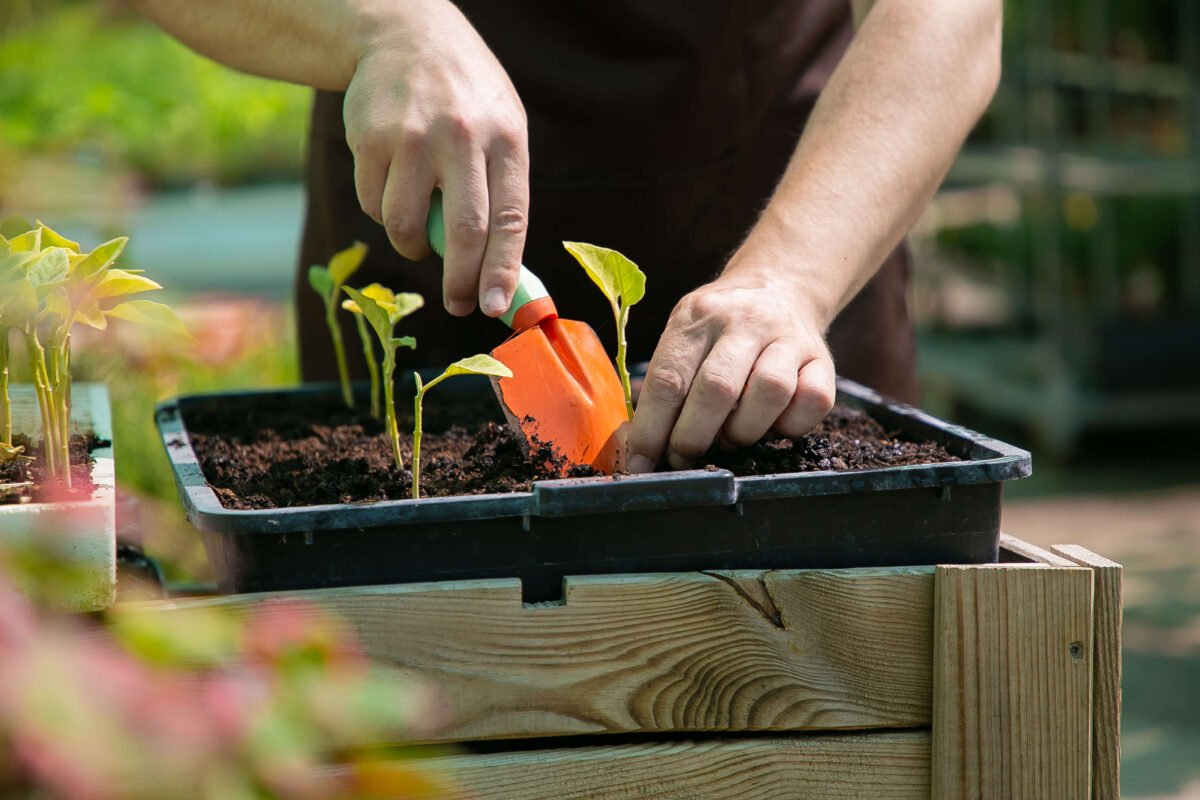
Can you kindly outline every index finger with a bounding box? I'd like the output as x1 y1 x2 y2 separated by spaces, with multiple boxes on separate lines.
626 325 712 473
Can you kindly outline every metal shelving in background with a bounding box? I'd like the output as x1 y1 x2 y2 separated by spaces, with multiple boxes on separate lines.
915 0 1200 454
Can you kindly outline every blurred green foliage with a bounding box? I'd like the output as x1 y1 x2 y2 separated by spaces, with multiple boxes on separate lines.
0 3 309 186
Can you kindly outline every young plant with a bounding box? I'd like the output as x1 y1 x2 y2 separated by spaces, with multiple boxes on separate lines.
562 242 646 420
411 355 512 500
308 242 367 409
0 218 188 485
341 285 423 471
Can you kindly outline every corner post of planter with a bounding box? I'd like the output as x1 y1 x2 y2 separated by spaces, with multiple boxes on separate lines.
1051 545 1123 800
931 560 1095 799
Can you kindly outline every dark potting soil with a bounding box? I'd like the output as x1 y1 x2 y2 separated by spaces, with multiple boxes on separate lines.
186 393 958 511
0 433 101 505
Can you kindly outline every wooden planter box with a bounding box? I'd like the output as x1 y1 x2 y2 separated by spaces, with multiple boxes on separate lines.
1 383 116 611
152 535 1121 799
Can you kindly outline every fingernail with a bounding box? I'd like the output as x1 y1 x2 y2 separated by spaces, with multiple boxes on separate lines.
447 300 474 316
482 288 509 316
627 454 654 474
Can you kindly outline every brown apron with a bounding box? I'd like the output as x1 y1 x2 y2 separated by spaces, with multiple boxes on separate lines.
297 0 918 403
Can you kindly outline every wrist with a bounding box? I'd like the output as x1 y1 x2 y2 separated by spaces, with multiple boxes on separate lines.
721 227 840 332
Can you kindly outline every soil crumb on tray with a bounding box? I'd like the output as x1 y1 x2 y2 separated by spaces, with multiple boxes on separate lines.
185 394 957 510
705 405 958 475
0 434 101 505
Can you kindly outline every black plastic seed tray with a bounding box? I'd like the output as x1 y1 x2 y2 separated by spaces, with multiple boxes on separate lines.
156 376 1030 601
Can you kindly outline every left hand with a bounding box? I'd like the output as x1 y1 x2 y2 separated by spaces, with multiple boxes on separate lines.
625 268 836 473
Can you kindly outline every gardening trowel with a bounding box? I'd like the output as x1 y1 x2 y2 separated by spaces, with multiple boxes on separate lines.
425 190 628 474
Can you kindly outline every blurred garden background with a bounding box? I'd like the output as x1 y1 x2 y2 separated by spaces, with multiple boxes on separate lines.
2 0 1199 797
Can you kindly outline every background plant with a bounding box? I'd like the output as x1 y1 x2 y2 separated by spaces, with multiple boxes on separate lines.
0 217 187 487
562 242 646 420
0 528 451 800
411 355 512 500
341 285 423 471
308 242 368 410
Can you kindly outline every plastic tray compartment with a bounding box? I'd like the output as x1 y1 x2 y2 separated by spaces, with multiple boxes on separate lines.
156 377 1031 601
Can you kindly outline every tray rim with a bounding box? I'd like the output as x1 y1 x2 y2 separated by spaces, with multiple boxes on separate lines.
156 377 1031 535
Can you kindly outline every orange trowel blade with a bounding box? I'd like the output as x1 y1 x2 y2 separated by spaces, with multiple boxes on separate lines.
491 317 627 475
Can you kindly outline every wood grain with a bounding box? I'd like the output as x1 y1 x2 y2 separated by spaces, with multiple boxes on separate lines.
931 564 1094 800
1053 544 1122 800
147 567 935 743
324 731 932 800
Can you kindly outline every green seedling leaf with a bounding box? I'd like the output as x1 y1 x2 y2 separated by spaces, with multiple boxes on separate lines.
442 354 513 381
105 299 192 338
92 268 163 300
7 229 41 253
328 241 368 285
0 214 33 239
563 241 646 310
342 286 393 344
71 236 128 281
411 354 513 500
27 247 70 293
0 443 27 463
0 279 37 326
36 222 80 253
393 336 417 350
562 241 646 420
308 265 333 299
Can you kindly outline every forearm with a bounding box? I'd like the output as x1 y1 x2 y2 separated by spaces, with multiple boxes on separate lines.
729 0 1002 326
128 0 433 91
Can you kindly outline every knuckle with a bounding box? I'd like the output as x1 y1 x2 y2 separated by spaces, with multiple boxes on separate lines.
756 371 795 404
385 215 423 249
644 366 689 405
395 122 428 155
697 369 740 405
493 121 527 152
799 377 836 416
447 213 488 242
490 206 528 237
436 112 476 145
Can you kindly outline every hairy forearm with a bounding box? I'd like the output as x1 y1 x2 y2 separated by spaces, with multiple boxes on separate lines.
128 0 424 91
731 0 1002 325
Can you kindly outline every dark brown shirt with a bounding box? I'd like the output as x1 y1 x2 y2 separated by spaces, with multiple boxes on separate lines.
297 0 918 402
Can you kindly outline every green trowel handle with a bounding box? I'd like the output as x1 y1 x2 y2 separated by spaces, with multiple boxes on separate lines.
426 188 550 329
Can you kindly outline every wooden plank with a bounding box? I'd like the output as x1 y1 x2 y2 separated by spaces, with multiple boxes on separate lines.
931 564 1093 800
1053 545 1122 800
146 567 935 743
999 532 1077 567
326 731 932 800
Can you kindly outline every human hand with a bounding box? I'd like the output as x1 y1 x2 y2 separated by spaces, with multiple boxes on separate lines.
343 0 529 318
625 266 837 473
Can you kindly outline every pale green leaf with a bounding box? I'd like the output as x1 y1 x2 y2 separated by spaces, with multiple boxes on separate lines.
328 241 368 286
105 299 191 338
0 215 33 239
36 223 80 253
73 300 109 330
562 241 646 312
92 268 162 301
307 265 333 299
27 247 70 289
442 353 512 380
387 292 425 325
0 250 39 281
72 237 128 281
341 286 392 344
7 229 41 253
0 279 37 327
393 336 417 350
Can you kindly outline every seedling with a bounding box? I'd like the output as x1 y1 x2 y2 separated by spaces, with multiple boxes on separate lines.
562 242 646 420
411 355 512 500
341 285 423 471
308 242 367 409
0 217 188 485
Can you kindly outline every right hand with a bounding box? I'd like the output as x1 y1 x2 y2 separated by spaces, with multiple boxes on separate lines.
343 0 529 319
